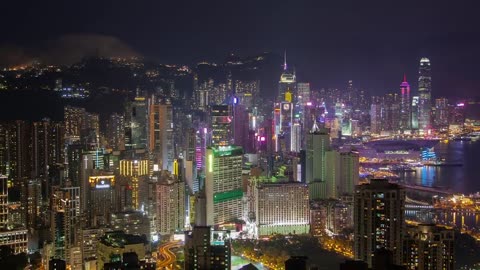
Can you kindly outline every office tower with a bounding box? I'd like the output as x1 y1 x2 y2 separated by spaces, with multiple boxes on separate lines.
210 105 233 146
96 231 148 269
64 106 86 141
51 186 81 261
156 172 185 235
403 224 454 270
125 94 148 149
297 82 311 105
234 80 259 109
89 175 117 227
233 104 249 151
274 99 294 153
253 182 310 236
434 98 449 129
205 146 243 225
337 151 359 196
184 226 231 270
110 211 150 239
278 51 296 102
418 58 432 131
411 96 419 130
107 113 125 150
184 128 197 193
119 159 149 210
148 98 174 172
370 98 382 134
354 179 405 267
306 126 337 200
400 75 411 131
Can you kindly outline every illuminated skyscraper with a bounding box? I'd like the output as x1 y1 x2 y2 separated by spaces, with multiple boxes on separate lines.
306 126 337 199
88 175 117 227
411 96 419 130
403 224 454 270
51 186 80 261
210 105 233 146
119 159 149 210
64 106 86 141
125 94 148 149
156 172 185 235
205 146 243 225
278 51 296 102
107 113 125 151
400 75 411 130
148 98 174 171
418 58 432 131
354 179 405 268
434 98 449 129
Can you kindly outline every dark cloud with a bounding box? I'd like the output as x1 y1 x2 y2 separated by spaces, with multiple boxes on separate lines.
39 34 140 65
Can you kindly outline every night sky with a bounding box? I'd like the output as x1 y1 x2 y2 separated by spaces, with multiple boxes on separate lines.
1 0 480 97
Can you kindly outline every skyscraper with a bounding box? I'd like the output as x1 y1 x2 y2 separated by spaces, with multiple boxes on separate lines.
306 126 336 199
210 105 233 147
418 58 432 131
205 146 243 225
354 179 405 268
148 98 174 172
278 52 296 102
400 75 411 131
156 172 186 235
125 94 148 149
403 224 455 270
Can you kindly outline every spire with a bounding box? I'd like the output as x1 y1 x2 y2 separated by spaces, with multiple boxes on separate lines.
311 118 320 133
403 73 407 82
283 50 287 71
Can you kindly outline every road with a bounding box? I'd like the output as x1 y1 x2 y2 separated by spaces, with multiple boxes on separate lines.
157 241 182 270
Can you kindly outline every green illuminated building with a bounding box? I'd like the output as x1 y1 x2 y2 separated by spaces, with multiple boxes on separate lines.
205 146 243 225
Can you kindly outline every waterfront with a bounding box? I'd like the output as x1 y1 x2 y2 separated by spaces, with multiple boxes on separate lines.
398 140 480 194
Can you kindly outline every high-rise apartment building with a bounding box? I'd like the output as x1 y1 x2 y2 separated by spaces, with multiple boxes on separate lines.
403 224 454 270
418 58 432 131
337 151 359 196
205 146 243 225
0 175 7 228
354 179 405 268
156 172 185 235
253 182 310 236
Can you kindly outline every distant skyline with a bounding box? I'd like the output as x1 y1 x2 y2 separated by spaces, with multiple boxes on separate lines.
1 0 480 97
